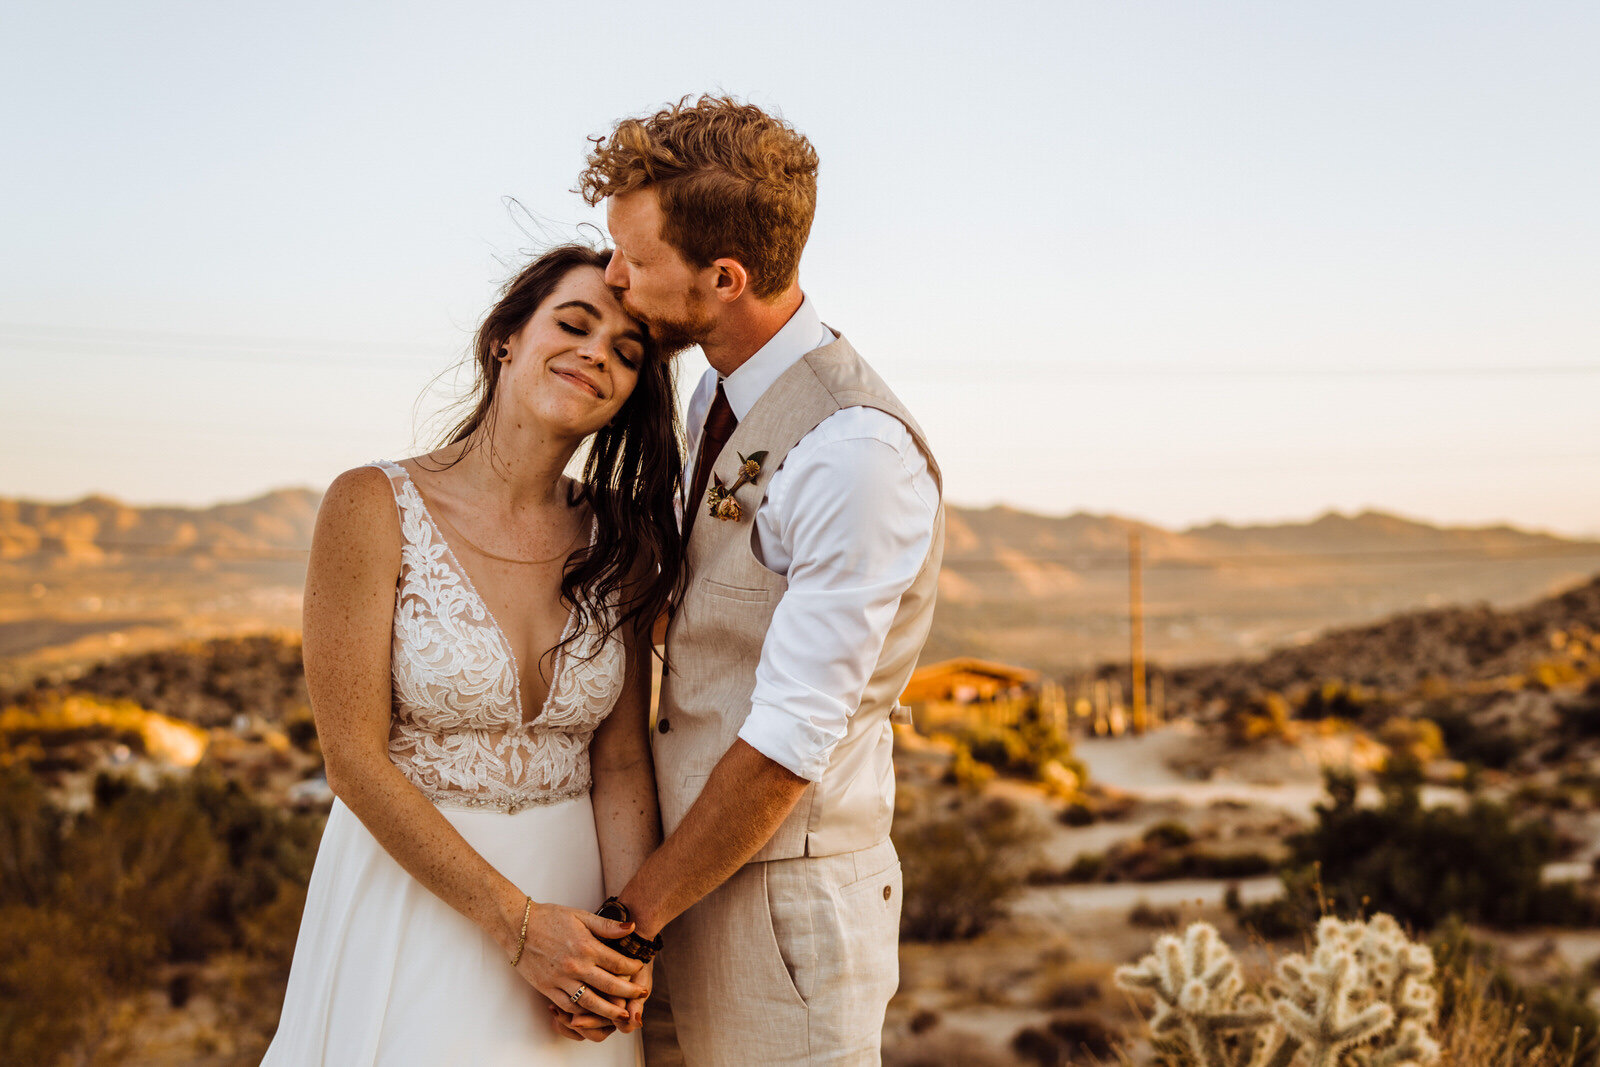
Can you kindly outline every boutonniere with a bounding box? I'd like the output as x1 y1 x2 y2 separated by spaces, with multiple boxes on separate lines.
706 451 768 522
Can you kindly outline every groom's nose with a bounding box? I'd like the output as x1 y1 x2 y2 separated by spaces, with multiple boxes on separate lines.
604 255 628 291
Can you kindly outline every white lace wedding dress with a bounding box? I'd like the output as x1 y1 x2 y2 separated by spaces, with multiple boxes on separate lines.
263 460 641 1066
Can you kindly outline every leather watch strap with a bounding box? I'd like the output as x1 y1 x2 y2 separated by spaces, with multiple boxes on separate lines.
596 897 663 962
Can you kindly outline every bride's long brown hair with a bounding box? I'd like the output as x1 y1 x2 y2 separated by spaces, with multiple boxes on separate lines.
434 244 683 657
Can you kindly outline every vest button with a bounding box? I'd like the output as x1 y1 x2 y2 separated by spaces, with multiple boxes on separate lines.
657 719 671 734
883 885 892 901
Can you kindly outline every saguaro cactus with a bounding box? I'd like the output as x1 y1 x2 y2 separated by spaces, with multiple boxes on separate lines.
1114 915 1441 1067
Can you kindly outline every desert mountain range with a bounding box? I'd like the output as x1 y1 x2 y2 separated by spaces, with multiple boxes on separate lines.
3 489 1599 678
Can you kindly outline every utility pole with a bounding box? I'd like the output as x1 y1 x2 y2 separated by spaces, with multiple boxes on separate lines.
1130 529 1148 734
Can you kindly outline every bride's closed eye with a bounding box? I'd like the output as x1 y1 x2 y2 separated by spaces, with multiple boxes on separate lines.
559 320 640 370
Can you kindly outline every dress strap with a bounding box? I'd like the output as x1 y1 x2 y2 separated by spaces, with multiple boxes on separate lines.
365 459 413 526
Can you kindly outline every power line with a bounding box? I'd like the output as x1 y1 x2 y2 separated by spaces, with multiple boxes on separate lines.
53 540 1600 568
943 544 1600 570
4 321 1597 377
0 322 453 367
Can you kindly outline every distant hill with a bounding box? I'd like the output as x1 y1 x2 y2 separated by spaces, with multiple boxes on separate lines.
3 488 1600 678
1162 572 1600 708
933 506 1600 672
939 506 1589 604
0 488 321 563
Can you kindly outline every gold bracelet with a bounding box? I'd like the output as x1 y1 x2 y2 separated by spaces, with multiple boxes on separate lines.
509 895 532 968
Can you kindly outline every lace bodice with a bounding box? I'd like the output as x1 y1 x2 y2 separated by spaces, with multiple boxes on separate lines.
370 460 626 813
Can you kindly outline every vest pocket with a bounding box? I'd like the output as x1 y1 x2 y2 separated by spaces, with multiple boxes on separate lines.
698 578 772 603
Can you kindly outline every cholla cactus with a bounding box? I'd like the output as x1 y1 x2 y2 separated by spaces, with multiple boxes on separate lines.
1114 923 1273 1064
1115 915 1441 1067
1276 915 1440 1067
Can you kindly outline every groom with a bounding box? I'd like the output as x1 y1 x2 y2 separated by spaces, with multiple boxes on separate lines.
577 96 944 1065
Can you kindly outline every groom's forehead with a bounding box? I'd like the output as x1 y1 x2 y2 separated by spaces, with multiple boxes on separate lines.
608 189 665 236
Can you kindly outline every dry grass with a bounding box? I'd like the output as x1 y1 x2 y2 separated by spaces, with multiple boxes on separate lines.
1434 961 1585 1067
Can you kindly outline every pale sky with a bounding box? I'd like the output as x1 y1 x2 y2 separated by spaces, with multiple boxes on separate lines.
3 1 1598 535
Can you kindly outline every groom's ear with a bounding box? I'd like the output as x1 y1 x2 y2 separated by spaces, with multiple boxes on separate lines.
708 258 749 304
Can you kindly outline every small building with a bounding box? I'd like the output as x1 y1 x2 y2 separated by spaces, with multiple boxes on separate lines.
900 658 1041 731
901 657 1040 706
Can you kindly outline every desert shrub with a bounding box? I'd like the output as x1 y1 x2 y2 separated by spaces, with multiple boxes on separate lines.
1297 679 1373 721
1263 764 1599 935
1143 820 1195 848
1063 851 1108 882
941 742 996 791
884 1029 1013 1067
895 794 1043 942
1432 920 1599 1065
1224 690 1292 745
1430 702 1523 770
1559 681 1600 739
0 904 112 1066
1013 1015 1120 1066
939 703 1086 786
284 712 321 753
1235 864 1328 941
0 765 324 1065
1053 824 1273 886
1060 799 1097 826
1379 717 1447 766
1129 900 1181 928
30 634 309 727
1040 973 1102 1010
1192 850 1275 879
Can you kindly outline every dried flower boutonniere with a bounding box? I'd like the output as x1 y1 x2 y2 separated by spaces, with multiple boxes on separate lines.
705 450 768 522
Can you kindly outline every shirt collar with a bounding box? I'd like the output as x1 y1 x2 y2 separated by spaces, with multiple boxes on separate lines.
720 294 830 421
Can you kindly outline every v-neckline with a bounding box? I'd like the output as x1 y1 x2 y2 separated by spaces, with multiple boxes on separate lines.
393 462 579 727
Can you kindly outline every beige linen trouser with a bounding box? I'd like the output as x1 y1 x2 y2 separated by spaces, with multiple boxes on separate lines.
643 839 902 1066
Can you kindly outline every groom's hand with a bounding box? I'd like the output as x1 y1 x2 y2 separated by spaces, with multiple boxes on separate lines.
617 959 653 1032
550 958 651 1040
548 1002 619 1042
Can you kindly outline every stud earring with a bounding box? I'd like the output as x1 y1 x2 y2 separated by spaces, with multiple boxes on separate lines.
496 346 510 362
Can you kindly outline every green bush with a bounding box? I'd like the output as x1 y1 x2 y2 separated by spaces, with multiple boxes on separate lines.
1259 763 1599 935
0 765 324 1065
895 794 1043 942
939 704 1085 785
1141 820 1194 848
1430 703 1523 770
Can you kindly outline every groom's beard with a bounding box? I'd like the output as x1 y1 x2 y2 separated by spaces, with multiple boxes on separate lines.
627 288 715 357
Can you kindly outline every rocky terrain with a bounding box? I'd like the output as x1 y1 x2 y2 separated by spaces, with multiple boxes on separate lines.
8 569 1600 1064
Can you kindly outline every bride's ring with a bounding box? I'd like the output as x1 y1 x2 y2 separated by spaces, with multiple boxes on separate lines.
570 985 586 1004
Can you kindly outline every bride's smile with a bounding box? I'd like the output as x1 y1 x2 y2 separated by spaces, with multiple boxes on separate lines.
495 266 648 441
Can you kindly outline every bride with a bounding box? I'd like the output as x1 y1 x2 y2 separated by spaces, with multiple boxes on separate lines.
264 245 682 1065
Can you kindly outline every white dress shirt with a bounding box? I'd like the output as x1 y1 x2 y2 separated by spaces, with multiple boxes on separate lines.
682 296 940 782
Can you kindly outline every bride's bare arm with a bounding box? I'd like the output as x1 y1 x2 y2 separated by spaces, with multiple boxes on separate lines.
304 467 645 1021
583 614 664 1033
590 616 663 900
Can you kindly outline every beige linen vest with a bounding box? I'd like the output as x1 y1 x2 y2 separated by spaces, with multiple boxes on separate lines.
655 335 945 862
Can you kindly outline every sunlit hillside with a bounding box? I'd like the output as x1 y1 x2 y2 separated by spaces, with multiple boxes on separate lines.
6 490 1600 688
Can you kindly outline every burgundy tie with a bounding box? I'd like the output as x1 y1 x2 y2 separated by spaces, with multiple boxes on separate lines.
683 382 738 546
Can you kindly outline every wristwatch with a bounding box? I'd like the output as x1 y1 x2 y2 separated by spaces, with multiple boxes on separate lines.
596 897 664 962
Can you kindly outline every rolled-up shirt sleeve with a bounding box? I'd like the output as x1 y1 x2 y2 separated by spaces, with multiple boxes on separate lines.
736 412 939 781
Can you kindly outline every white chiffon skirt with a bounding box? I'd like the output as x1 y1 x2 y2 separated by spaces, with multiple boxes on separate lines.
263 796 641 1066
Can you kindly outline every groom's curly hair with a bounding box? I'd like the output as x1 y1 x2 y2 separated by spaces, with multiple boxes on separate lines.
577 95 818 301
